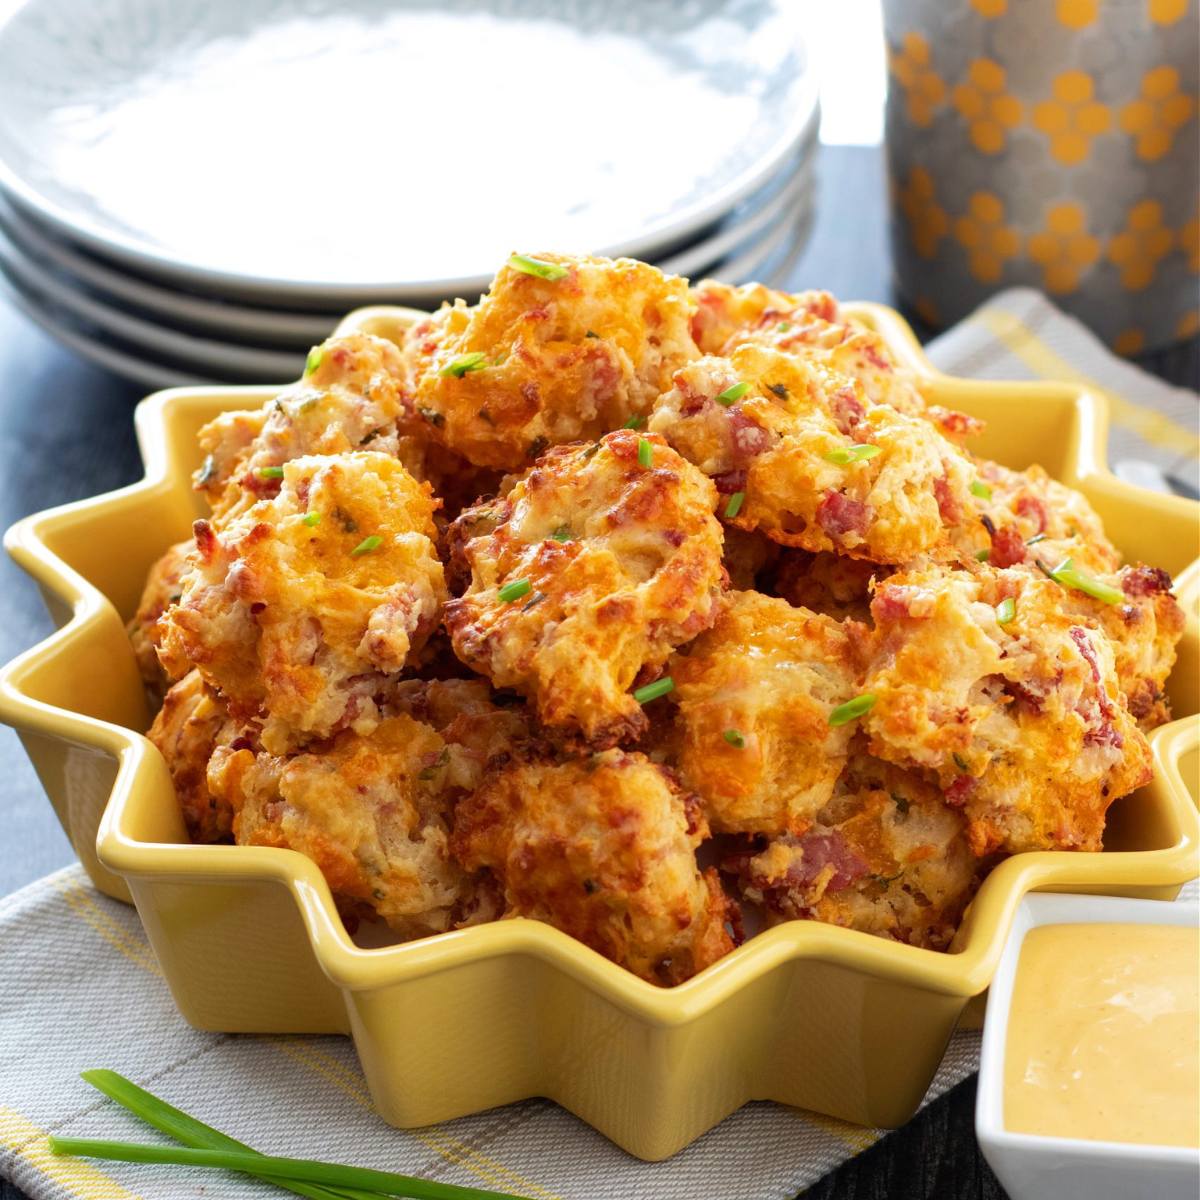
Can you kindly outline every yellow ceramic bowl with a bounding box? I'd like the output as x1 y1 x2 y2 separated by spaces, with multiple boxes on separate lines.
1 303 1197 1162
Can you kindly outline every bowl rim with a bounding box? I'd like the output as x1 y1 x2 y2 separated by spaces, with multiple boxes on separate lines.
0 300 1196 1021
974 891 1200 1164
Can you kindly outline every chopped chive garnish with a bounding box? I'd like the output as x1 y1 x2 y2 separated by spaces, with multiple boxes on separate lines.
301 512 321 527
715 381 750 406
418 748 450 781
723 729 745 748
825 443 882 466
1026 532 1047 545
1042 557 1124 604
303 346 323 375
550 525 571 542
498 578 532 603
622 415 645 429
724 491 746 519
996 597 1016 624
258 466 285 479
440 351 487 378
350 535 382 557
633 677 674 704
637 438 653 468
776 321 791 332
829 693 876 726
970 480 992 500
508 253 569 281
952 752 970 772
975 548 991 562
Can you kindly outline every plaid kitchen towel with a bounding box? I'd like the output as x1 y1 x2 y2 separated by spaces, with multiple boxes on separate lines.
1 289 1196 1200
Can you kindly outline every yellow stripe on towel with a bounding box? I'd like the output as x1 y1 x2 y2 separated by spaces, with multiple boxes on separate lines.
57 881 161 978
970 307 1200 458
0 1107 143 1200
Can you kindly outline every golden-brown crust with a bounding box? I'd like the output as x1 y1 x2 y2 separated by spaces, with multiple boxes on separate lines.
862 564 1153 854
212 714 479 937
451 749 736 983
147 670 250 843
407 253 699 470
649 345 975 562
445 429 726 745
668 591 865 836
159 452 446 753
726 756 980 951
127 539 193 701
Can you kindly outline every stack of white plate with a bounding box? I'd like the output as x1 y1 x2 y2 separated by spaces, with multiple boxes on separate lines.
0 0 819 389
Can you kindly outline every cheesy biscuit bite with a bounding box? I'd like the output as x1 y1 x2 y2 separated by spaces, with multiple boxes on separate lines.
668 591 865 836
862 564 1152 855
964 459 1120 573
128 539 193 700
451 749 736 985
445 429 725 746
159 452 446 753
406 252 698 470
211 713 479 938
147 669 248 843
726 758 979 951
649 344 974 562
195 333 416 526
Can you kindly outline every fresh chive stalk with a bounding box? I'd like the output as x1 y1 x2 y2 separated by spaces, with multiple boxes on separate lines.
996 597 1016 624
637 438 653 468
1041 557 1124 604
304 346 323 376
975 548 990 562
498 578 532 603
824 444 882 466
549 525 571 542
350 535 382 557
440 352 488 378
46 1138 528 1200
724 491 745 519
622 415 645 430
302 512 321 527
828 693 876 727
714 382 749 406
258 466 285 480
78 1070 373 1200
969 480 992 500
508 253 568 281
723 729 745 748
633 677 674 704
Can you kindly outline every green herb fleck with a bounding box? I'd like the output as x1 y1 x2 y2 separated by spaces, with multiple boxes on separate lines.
829 693 877 727
302 512 321 527
724 491 746 519
723 729 746 748
1040 557 1124 604
258 466 285 480
508 253 569 281
633 677 674 704
418 748 450 780
581 442 601 462
637 438 653 468
952 752 970 772
439 351 487 378
498 578 532 603
970 480 992 500
996 597 1016 624
824 443 882 466
975 548 991 562
196 455 216 486
304 346 323 375
350 535 382 557
776 322 791 332
550 525 571 542
715 381 750 406
622 415 645 430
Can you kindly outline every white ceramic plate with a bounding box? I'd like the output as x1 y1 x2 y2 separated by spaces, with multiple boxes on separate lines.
0 0 815 302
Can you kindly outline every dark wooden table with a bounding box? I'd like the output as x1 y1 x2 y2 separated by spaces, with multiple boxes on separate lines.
1 144 1193 1200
